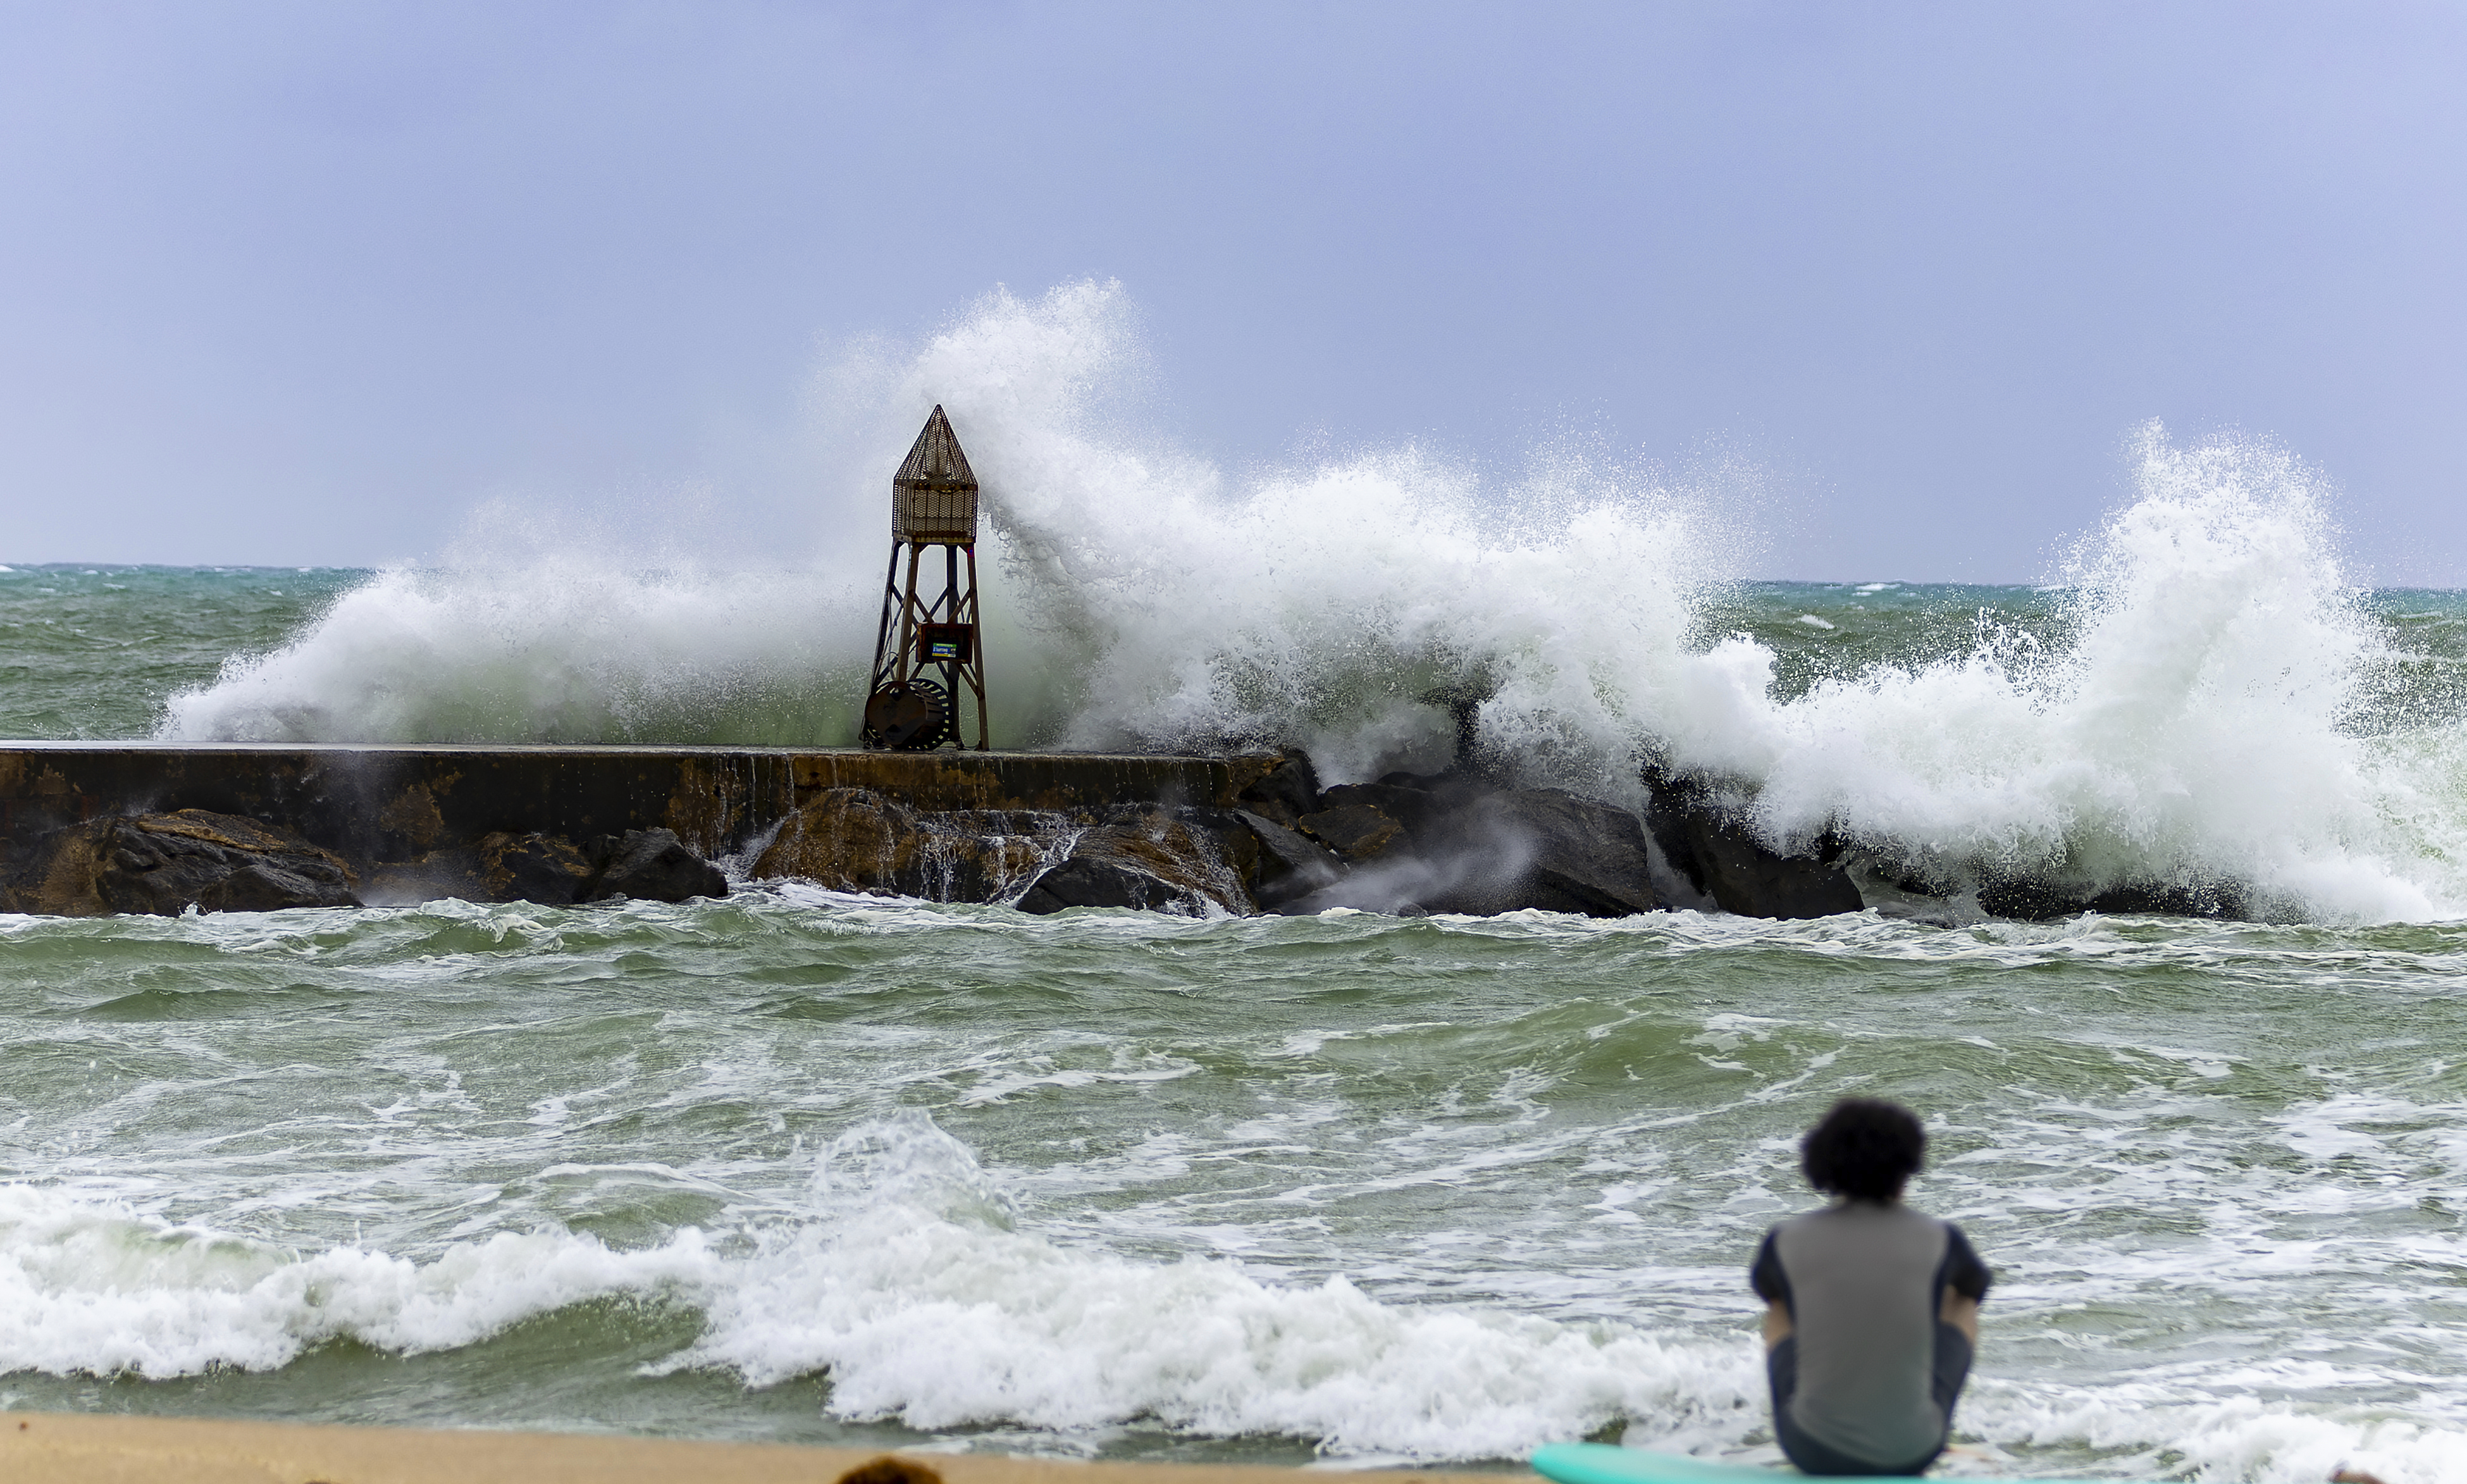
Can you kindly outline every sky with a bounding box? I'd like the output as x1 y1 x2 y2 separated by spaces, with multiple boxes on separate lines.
3 1 2463 583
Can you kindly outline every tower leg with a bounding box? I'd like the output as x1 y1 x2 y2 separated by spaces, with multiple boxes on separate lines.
859 538 987 752
896 545 925 687
867 547 903 696
963 544 988 750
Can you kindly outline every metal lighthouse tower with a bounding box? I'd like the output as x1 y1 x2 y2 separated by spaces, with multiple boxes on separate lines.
861 405 989 750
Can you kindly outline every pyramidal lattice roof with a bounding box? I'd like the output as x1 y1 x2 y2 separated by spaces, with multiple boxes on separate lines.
894 405 977 491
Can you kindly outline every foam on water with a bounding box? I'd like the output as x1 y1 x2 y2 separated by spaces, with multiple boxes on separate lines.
154 280 2467 920
0 1114 1753 1462
11 895 2467 1477
8 1101 2467 1480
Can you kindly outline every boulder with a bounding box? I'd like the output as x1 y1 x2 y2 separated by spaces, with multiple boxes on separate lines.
1412 788 1664 917
1977 876 2248 922
1269 784 1661 918
581 827 729 903
2091 880 2247 920
1324 781 1460 847
2 810 362 917
373 828 730 907
1223 809 1346 909
751 788 1045 902
1015 807 1256 915
477 831 598 905
1643 775 1863 919
1296 803 1409 862
1014 856 1185 914
1234 747 1323 830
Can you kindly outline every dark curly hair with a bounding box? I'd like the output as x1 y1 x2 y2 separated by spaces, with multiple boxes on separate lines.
1801 1098 1926 1202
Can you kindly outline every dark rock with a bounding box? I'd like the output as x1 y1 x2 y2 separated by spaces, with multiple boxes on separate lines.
582 827 729 903
2091 881 2247 919
1375 770 1493 806
752 789 1252 915
1228 809 1346 908
751 788 1046 901
1274 857 1445 916
1643 775 1862 919
389 828 727 907
1979 875 2248 922
1321 782 1456 848
1234 747 1323 829
1974 878 2089 922
1182 806 1263 886
1296 803 1409 862
476 831 597 905
1014 856 1184 914
1413 788 1664 917
1053 806 1256 914
1272 786 1661 918
1 810 362 917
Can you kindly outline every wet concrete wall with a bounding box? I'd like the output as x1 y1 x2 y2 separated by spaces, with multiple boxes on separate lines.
0 745 1282 870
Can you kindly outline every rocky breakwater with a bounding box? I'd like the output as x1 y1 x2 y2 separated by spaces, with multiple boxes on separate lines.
747 748 1866 921
0 743 1881 923
0 812 727 917
1635 761 2254 925
1 810 368 917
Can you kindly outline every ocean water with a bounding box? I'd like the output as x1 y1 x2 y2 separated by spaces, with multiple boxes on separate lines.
8 286 2467 1481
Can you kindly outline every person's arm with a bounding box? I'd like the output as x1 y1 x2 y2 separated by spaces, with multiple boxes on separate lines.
1750 1230 1791 1349
1762 1299 1794 1347
1940 1224 1989 1344
1938 1287 1979 1343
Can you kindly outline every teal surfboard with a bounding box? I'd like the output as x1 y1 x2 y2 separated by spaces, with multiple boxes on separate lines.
1533 1445 1810 1484
1531 1442 2109 1484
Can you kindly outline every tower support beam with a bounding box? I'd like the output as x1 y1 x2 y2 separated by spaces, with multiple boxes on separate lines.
862 406 988 751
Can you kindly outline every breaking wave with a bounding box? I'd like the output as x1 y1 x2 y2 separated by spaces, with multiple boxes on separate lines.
9 1108 2462 1480
156 280 2467 922
0 1113 1752 1462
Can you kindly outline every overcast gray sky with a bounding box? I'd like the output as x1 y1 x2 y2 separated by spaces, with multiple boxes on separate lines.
4 1 2462 582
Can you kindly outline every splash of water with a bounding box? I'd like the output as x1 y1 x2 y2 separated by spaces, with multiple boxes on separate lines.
1724 427 2460 919
156 281 2467 920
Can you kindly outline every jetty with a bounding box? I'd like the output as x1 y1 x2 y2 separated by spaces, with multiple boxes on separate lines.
0 742 1275 862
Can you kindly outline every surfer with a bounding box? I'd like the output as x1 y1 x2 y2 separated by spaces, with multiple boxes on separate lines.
1750 1098 1989 1476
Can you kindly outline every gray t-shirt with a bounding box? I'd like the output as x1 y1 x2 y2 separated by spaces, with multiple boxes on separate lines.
1750 1202 1990 1466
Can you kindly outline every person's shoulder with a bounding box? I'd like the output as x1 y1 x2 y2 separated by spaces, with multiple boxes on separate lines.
1886 1202 1959 1232
1772 1205 1833 1234
1923 1210 1982 1242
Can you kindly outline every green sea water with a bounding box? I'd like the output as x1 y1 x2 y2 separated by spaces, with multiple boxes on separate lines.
5 559 2467 1483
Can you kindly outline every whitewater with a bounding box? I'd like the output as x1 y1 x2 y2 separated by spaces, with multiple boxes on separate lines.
136 283 2467 925
5 281 2467 1481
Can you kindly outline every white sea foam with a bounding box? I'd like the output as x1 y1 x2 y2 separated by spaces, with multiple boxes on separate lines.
154 280 2467 920
0 1116 1754 1461
8 1110 2467 1478
0 1182 715 1378
1726 429 2463 919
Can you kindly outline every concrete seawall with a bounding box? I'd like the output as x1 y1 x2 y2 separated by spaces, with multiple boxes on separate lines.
0 743 1282 868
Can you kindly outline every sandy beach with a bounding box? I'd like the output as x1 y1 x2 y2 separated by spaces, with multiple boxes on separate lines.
0 1412 1512 1484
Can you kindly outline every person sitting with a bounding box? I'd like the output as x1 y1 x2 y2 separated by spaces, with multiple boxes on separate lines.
1751 1098 1989 1476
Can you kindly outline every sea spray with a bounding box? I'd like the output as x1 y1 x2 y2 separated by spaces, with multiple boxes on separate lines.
154 560 877 745
1730 427 2467 920
150 282 2467 920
